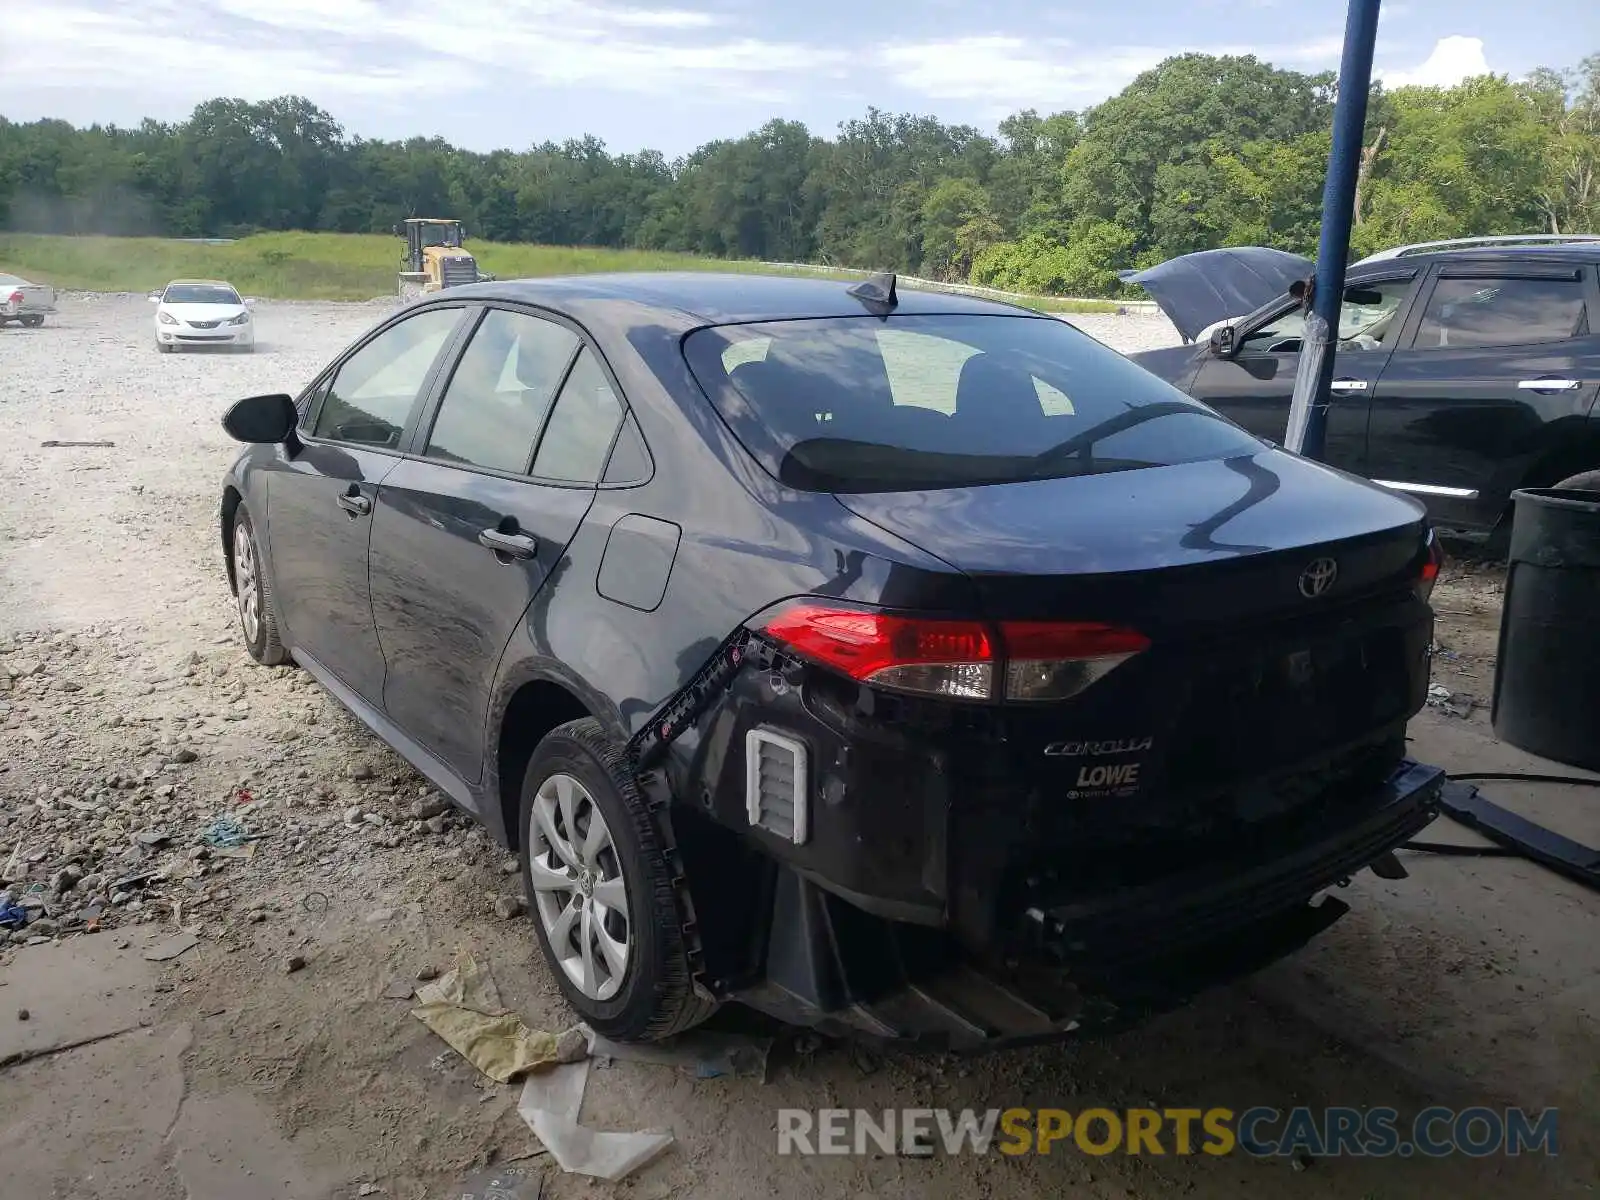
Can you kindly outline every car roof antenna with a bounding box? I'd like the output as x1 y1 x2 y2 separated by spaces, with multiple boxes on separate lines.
847 272 898 315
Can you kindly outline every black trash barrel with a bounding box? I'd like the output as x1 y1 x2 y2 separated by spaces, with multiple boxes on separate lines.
1491 487 1600 770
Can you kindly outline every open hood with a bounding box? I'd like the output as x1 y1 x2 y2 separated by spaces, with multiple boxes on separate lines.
1121 247 1314 343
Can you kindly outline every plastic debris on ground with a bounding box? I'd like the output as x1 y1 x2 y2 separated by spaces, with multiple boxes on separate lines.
517 1057 673 1182
586 1028 773 1080
410 954 587 1084
199 816 257 849
1426 682 1479 718
452 1164 544 1199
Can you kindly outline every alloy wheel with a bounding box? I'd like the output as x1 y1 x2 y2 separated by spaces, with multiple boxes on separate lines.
526 772 631 1001
234 523 260 644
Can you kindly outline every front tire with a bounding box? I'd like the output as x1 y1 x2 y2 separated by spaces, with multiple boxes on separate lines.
519 719 716 1042
1553 469 1600 492
231 505 288 666
157 341 174 353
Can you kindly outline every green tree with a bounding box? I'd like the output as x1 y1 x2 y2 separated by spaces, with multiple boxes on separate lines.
1061 54 1334 257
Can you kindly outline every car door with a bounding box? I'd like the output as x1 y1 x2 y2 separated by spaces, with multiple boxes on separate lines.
1365 261 1600 535
368 305 630 784
264 305 467 704
1187 274 1419 474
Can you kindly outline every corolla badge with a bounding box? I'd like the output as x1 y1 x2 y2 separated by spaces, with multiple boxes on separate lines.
1298 557 1338 598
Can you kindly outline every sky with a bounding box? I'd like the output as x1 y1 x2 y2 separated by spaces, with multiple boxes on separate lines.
1 0 1594 156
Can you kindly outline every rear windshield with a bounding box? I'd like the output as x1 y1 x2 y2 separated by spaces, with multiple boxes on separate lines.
683 313 1260 492
164 284 241 305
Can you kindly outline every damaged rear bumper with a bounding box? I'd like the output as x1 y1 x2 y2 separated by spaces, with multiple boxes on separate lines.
726 759 1444 1051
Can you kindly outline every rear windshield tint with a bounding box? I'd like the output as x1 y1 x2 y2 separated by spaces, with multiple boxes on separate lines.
684 313 1259 492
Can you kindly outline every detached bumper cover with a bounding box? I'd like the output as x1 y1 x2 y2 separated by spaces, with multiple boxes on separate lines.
734 759 1445 1050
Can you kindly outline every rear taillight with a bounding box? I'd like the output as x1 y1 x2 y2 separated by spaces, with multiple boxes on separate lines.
757 603 1148 702
761 605 994 699
1417 529 1442 603
6 291 21 306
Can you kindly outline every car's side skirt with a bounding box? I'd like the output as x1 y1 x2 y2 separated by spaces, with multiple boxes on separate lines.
291 646 501 840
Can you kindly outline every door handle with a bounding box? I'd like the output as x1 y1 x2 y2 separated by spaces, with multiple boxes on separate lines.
336 490 372 517
478 528 538 560
1517 378 1581 391
1330 379 1369 392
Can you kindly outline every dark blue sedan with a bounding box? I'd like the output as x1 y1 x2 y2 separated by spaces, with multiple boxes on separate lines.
218 272 1444 1048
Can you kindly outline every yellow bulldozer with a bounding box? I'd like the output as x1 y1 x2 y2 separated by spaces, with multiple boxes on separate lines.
394 218 493 300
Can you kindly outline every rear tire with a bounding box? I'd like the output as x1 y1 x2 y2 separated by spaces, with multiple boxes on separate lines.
231 505 289 666
1552 469 1600 492
519 718 717 1042
20 315 43 328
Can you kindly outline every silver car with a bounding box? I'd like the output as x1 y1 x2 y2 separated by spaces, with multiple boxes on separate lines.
0 273 57 328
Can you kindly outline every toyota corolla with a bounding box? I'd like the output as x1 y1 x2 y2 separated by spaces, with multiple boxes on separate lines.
217 272 1444 1047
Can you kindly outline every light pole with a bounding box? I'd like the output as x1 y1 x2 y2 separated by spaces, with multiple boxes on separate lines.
1284 0 1381 461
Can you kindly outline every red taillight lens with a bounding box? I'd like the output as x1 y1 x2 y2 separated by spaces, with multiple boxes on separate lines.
6 291 21 305
758 603 1147 702
761 605 995 699
1417 530 1442 602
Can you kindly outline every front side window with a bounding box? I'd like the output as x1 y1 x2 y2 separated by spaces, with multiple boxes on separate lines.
313 307 461 448
424 309 580 473
1239 278 1413 354
687 313 1260 493
1413 275 1589 349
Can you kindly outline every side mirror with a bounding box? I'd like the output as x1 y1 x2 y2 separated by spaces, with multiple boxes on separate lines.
147 293 161 303
222 393 297 444
1208 325 1237 359
244 297 257 307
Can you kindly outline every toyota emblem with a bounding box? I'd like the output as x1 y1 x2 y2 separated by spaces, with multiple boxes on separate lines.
1298 557 1339 598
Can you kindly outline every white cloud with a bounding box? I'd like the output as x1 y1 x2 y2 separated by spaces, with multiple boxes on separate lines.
880 37 1167 111
881 34 1350 114
2 0 840 116
1380 35 1492 89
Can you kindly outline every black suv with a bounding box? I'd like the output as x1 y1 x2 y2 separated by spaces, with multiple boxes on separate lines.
219 273 1444 1048
1130 235 1600 548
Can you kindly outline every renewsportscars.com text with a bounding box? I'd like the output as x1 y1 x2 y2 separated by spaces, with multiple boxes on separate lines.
776 1106 1559 1159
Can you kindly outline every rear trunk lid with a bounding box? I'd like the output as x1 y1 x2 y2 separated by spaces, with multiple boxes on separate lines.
835 451 1434 925
833 449 1429 632
4 283 55 313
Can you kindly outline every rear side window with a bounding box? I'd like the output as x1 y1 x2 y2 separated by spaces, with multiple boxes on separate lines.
531 348 624 483
1414 276 1589 349
314 308 461 448
424 309 580 473
685 314 1259 492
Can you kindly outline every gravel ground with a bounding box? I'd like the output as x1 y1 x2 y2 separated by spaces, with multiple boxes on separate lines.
0 295 1593 1200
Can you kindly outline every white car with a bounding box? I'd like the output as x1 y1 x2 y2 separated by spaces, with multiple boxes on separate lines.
150 279 255 353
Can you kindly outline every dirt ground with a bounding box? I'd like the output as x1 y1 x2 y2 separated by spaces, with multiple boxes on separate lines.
0 295 1595 1200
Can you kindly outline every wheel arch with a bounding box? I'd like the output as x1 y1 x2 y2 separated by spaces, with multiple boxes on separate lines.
1490 428 1600 546
492 676 602 851
221 485 244 595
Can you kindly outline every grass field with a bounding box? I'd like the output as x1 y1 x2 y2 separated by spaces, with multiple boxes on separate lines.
0 231 1118 313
